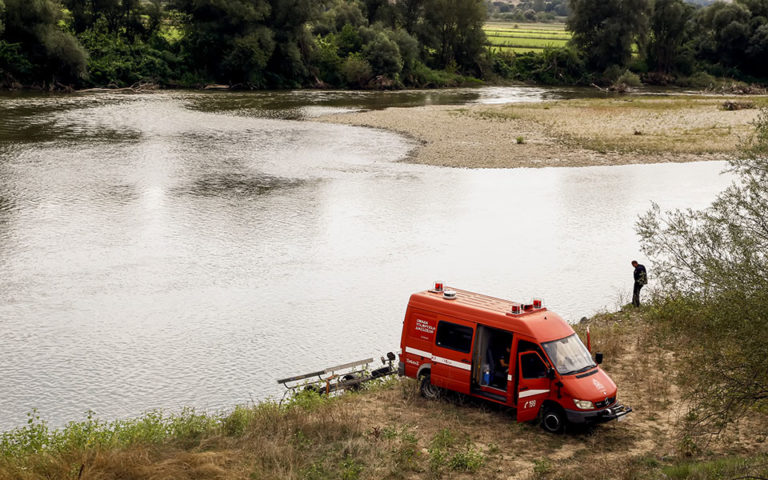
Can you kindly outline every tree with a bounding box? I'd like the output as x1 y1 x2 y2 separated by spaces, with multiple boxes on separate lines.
266 0 320 86
396 0 425 34
636 109 768 436
747 23 768 77
2 0 88 83
172 0 275 85
363 30 402 76
418 0 487 73
647 0 693 74
737 0 768 17
693 1 752 69
567 0 650 72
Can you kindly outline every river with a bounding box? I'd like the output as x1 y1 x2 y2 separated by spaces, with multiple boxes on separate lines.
0 87 731 431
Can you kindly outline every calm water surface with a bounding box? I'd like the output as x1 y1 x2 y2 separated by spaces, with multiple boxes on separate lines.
0 87 730 430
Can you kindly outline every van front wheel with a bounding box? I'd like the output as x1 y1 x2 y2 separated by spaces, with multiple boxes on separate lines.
419 373 441 400
541 407 566 434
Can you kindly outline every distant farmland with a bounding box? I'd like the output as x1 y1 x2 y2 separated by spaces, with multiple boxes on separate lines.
484 22 570 53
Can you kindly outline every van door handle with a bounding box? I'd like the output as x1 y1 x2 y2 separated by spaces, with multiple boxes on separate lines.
519 387 529 391
461 359 470 363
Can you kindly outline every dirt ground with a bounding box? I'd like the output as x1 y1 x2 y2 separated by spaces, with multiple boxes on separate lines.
344 311 767 479
315 96 766 169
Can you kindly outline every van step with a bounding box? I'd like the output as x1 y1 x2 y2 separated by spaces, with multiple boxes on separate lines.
472 388 506 403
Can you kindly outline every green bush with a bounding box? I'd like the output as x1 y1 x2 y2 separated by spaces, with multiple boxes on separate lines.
0 40 33 82
614 69 642 88
682 71 716 89
637 108 768 437
341 53 372 87
363 31 403 76
490 48 588 85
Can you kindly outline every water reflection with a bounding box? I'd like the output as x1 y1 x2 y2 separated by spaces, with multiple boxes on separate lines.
179 173 304 198
0 88 730 431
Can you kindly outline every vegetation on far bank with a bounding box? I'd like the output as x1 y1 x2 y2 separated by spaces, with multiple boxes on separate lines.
1 0 768 90
484 22 570 54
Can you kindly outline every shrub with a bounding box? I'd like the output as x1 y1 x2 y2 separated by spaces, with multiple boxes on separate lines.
682 71 716 89
613 69 642 90
341 54 372 87
636 108 768 436
363 31 403 76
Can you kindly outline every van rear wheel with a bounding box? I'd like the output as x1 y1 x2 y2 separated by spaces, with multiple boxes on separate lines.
419 373 441 400
541 406 566 434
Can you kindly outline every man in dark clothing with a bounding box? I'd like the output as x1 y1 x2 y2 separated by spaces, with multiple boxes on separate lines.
631 260 647 307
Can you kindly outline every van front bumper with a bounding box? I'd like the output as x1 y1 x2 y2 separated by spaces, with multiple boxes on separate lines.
564 403 632 425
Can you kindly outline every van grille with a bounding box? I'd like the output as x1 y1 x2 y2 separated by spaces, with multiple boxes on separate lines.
595 397 615 408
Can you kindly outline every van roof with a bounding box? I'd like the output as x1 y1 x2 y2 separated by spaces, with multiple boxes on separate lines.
408 288 573 342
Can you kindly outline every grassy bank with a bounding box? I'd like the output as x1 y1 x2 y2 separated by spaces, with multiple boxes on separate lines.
468 96 768 156
2 310 766 479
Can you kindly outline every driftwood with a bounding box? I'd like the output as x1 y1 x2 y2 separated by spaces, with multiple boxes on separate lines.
721 100 756 111
78 82 159 93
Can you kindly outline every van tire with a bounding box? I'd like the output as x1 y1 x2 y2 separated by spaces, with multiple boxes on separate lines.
419 373 441 400
541 406 566 434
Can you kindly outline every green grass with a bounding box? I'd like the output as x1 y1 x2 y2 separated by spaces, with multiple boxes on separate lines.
483 21 570 53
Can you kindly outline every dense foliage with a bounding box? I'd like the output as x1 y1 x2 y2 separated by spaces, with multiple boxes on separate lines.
0 0 487 88
487 0 569 22
637 109 768 436
565 0 768 84
568 0 650 72
0 0 767 89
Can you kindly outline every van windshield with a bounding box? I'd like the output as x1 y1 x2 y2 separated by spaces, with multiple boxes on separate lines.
542 334 595 375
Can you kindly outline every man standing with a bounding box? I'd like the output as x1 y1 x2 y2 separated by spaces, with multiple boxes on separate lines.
631 260 647 307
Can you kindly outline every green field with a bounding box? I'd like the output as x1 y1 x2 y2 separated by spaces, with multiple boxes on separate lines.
484 22 570 54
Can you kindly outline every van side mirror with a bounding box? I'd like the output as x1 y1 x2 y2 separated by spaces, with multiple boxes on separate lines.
595 352 604 365
547 367 556 380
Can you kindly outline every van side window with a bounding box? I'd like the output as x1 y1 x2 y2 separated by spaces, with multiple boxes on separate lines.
518 340 544 357
435 321 473 353
520 353 548 379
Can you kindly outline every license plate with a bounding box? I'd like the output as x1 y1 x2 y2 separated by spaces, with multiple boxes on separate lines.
617 414 626 422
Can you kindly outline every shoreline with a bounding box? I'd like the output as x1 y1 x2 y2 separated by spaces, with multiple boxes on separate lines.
316 96 765 169
2 311 765 479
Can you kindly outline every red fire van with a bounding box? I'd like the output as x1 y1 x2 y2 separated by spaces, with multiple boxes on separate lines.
398 285 631 432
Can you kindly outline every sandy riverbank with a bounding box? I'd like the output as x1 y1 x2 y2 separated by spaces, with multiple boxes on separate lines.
316 95 766 168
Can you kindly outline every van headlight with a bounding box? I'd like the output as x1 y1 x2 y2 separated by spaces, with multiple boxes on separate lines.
573 399 594 410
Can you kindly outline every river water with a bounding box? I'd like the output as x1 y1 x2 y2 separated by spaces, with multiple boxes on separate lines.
0 87 730 431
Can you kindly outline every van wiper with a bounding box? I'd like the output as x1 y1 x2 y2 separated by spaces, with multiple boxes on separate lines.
565 365 597 376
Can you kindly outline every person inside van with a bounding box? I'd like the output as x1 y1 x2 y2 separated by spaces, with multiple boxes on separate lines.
499 345 511 373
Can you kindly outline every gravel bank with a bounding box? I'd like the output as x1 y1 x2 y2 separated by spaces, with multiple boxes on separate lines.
315 98 761 168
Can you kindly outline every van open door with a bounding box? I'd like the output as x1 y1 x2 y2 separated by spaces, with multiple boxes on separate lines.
516 351 552 422
431 320 474 394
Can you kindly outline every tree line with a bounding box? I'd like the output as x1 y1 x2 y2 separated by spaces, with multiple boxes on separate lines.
488 0 569 23
567 0 768 83
0 0 767 89
0 0 487 89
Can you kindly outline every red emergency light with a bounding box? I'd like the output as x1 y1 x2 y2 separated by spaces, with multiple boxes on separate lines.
533 299 543 309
